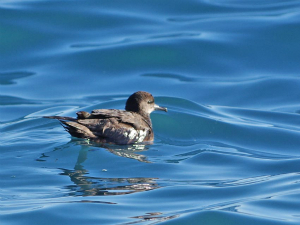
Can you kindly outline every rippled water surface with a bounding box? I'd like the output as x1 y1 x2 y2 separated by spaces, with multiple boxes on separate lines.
1 0 300 224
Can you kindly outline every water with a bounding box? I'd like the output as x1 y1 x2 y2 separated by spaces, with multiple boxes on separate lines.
1 0 300 224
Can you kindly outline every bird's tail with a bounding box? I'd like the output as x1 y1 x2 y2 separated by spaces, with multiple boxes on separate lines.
43 115 96 139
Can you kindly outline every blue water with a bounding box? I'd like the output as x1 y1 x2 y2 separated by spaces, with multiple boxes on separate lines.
1 0 300 224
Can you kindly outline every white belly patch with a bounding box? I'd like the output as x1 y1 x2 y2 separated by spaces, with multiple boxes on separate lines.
123 128 147 143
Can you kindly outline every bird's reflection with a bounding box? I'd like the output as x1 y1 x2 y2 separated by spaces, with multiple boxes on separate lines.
41 139 160 197
60 167 159 196
125 212 179 224
36 140 178 223
73 138 151 163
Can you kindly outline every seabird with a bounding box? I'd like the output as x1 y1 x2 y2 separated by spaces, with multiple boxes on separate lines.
44 91 167 144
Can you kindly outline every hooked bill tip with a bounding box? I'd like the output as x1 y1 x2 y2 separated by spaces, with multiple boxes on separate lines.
154 104 167 112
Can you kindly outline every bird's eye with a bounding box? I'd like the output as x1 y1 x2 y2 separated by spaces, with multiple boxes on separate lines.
147 100 154 104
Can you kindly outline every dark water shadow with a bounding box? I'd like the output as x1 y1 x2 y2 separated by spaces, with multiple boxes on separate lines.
141 72 198 82
0 71 35 85
0 95 38 105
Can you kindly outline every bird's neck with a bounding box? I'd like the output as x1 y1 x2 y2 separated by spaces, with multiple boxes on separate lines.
139 112 152 129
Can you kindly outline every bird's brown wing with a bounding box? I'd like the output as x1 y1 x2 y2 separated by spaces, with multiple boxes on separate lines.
91 109 146 130
61 110 149 144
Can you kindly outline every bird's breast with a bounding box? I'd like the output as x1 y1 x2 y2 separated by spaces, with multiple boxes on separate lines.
123 128 148 143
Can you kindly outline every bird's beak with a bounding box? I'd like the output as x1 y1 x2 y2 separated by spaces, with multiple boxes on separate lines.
154 104 168 112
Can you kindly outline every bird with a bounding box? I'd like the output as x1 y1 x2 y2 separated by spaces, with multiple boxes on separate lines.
44 91 167 145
